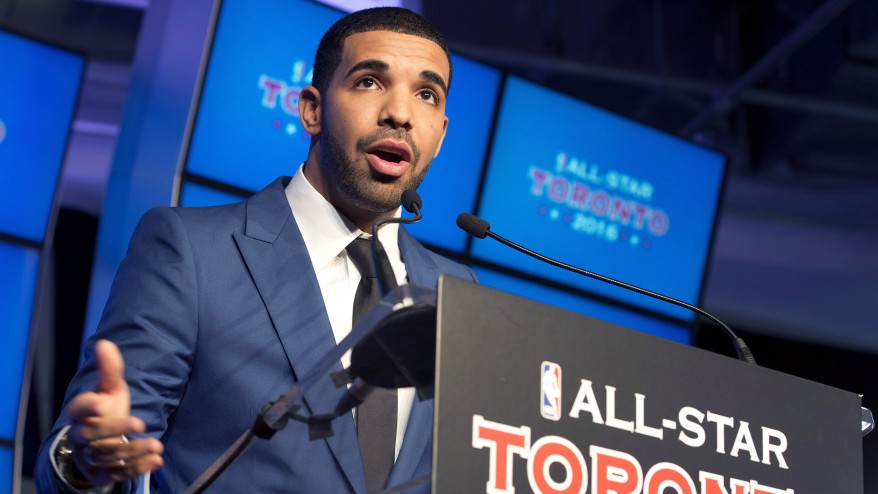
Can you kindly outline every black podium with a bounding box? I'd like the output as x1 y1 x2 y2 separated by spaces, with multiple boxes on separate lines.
432 276 863 493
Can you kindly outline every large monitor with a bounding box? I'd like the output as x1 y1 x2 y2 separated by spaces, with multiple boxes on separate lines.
0 29 84 243
0 27 84 493
474 76 726 321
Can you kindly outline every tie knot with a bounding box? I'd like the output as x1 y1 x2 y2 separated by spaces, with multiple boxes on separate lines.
346 237 376 279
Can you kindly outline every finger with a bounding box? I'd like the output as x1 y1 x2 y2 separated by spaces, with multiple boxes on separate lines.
74 438 163 486
85 436 164 465
68 416 146 444
94 339 128 396
67 391 102 420
106 453 164 484
84 451 164 486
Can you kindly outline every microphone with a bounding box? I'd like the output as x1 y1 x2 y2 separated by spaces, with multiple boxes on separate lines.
456 213 757 365
370 189 423 294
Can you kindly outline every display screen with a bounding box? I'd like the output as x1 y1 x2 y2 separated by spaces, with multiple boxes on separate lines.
475 76 725 320
473 267 692 343
184 0 340 190
0 243 40 438
0 29 84 243
179 182 246 208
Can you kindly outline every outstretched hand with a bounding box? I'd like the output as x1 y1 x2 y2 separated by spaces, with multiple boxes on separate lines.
66 339 164 487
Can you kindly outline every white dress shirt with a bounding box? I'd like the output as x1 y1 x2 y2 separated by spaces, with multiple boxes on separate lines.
285 164 414 459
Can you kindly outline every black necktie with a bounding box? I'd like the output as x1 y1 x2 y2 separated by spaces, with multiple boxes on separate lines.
346 237 397 493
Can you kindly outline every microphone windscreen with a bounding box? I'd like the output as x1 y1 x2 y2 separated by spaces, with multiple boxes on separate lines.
456 213 490 239
401 189 422 213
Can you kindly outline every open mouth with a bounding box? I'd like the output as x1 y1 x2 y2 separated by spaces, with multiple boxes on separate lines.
371 149 405 163
364 139 414 177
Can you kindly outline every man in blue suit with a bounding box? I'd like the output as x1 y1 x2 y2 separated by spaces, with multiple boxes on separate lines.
36 7 475 493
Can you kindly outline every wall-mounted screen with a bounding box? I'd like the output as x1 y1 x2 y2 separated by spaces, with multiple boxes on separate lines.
183 0 340 190
0 243 40 439
0 29 84 243
474 76 726 321
473 266 692 344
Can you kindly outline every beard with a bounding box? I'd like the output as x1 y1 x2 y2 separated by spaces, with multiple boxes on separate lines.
321 126 429 214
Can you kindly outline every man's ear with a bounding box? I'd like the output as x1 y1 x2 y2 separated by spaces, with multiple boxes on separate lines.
432 115 449 158
298 85 322 135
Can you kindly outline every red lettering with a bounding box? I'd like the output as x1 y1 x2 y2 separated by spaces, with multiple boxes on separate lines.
700 472 750 494
531 168 550 196
569 184 590 211
633 204 648 229
610 198 633 224
751 482 793 494
590 191 610 217
648 210 669 236
549 177 569 203
644 463 695 494
590 446 642 494
259 76 283 108
527 436 587 494
282 87 301 115
472 415 530 493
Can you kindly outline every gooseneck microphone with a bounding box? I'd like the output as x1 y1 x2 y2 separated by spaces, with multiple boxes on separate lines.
371 189 423 294
456 213 757 365
324 190 428 423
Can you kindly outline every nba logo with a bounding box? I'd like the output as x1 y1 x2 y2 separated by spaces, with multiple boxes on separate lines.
540 361 562 421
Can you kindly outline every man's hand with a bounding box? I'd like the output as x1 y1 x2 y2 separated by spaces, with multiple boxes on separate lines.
66 339 164 487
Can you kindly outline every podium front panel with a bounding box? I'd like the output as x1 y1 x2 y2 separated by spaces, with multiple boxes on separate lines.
433 276 863 493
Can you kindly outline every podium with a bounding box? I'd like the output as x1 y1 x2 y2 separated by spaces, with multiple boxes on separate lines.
432 276 863 493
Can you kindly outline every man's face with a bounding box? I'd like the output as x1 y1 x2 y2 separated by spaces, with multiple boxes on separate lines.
303 30 449 225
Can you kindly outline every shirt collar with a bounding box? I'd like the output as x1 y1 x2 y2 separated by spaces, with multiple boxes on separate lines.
285 164 402 274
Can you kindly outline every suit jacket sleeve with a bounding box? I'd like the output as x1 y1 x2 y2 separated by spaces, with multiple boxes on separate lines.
35 206 200 494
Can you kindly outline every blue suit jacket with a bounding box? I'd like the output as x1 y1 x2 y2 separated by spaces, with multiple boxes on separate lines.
36 177 477 493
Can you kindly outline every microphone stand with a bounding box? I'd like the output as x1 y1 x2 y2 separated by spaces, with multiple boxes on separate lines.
457 213 757 365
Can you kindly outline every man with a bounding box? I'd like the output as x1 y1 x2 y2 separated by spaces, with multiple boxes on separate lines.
36 7 476 493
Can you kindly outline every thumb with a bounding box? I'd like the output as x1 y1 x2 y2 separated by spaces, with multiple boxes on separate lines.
94 339 128 396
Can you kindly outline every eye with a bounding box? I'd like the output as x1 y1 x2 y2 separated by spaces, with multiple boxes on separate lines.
355 77 379 89
418 89 439 106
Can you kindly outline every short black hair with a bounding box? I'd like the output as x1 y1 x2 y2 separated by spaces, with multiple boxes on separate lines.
312 7 452 96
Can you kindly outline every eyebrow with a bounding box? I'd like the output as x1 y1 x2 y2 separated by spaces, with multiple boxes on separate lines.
345 59 449 97
421 70 448 98
345 59 389 78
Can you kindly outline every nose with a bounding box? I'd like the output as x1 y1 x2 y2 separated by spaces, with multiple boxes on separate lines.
378 88 413 131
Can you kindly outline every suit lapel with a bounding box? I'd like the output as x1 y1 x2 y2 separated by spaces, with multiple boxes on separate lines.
398 229 439 288
232 178 366 493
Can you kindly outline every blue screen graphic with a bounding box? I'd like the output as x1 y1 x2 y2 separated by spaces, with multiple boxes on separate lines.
0 447 11 494
0 243 40 439
476 76 725 320
184 0 341 190
182 0 500 253
473 267 692 344
0 30 84 243
179 182 246 208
